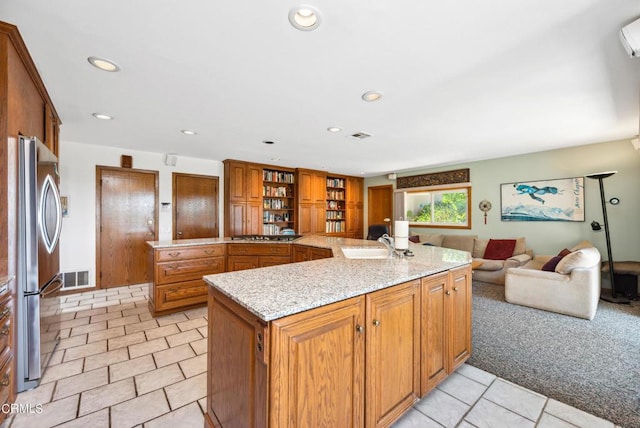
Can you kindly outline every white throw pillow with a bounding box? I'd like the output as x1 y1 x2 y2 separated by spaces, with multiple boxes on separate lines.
555 247 600 274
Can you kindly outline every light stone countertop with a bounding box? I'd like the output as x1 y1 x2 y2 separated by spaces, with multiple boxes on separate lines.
198 235 471 322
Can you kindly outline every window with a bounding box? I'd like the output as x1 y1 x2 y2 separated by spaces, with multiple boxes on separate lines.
403 186 471 228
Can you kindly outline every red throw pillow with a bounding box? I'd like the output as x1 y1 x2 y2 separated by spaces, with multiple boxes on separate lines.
542 255 563 271
483 239 517 260
409 235 420 243
557 248 572 257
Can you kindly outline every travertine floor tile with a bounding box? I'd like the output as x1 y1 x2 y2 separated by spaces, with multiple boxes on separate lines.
53 367 108 400
184 307 207 319
83 347 129 371
134 363 184 396
414 388 469 427
110 389 169 428
107 314 140 329
55 408 109 428
90 311 124 324
62 340 107 362
145 324 180 341
545 399 614 428
164 372 207 410
176 317 207 332
107 331 146 350
122 306 150 317
79 378 136 416
14 381 54 405
109 354 156 382
153 343 195 367
144 402 204 428
57 334 88 350
165 329 202 348
465 398 535 428
156 312 188 326
456 364 497 386
179 354 207 378
391 408 441 428
68 321 107 337
128 337 168 359
87 326 125 343
197 326 208 337
124 318 158 334
40 359 84 384
483 379 546 421
189 338 207 355
437 372 487 405
10 394 79 428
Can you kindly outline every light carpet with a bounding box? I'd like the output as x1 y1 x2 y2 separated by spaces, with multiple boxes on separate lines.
467 281 640 428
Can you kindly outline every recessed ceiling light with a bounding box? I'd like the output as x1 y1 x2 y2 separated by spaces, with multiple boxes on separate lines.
87 56 120 72
181 129 197 135
289 6 321 31
327 127 342 133
362 91 383 102
92 113 114 120
263 140 275 145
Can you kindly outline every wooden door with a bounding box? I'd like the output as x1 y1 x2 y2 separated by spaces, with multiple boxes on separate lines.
448 266 472 371
97 167 158 288
366 280 421 428
270 296 365 427
172 173 219 240
420 272 449 396
368 185 393 227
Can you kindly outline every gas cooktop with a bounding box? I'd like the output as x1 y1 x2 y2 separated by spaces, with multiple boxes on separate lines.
230 234 302 242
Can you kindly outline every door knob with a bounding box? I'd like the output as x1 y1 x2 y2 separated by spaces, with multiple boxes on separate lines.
372 319 380 327
446 291 451 296
355 324 364 334
178 231 183 236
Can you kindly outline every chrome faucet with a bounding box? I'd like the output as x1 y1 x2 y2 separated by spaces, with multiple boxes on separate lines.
377 234 395 258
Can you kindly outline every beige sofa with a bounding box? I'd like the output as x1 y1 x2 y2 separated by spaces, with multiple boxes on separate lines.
504 241 601 320
416 234 532 285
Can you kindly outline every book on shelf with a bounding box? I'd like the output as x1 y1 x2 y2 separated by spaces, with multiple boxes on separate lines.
263 170 295 183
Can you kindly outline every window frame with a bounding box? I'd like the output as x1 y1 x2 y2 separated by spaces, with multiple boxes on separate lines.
398 184 472 229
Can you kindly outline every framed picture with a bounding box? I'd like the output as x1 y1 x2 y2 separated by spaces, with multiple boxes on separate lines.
500 177 584 222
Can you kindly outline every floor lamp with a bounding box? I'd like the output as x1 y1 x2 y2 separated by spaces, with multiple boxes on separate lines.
586 171 629 304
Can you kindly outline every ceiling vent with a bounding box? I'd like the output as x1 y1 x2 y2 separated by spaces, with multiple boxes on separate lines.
349 132 373 140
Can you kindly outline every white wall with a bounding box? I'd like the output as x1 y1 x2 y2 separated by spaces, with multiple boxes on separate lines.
58 140 224 285
365 138 640 261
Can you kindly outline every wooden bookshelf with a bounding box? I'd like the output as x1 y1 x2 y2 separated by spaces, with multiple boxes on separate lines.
262 169 295 235
326 176 347 235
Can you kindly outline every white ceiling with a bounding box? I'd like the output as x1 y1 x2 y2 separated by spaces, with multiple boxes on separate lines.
2 1 640 176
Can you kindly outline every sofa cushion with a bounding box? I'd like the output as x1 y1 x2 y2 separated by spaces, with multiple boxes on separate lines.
555 247 600 274
542 256 564 272
472 238 489 258
558 248 572 257
441 235 476 253
484 239 517 260
417 234 444 247
473 259 504 271
513 237 526 256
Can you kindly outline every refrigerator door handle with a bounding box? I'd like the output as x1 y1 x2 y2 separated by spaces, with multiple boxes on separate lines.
39 174 63 254
40 274 63 298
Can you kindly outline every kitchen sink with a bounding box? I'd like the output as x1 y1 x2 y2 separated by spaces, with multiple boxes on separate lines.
340 247 390 259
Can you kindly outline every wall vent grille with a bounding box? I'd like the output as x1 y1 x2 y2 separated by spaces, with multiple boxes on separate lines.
349 132 373 140
62 270 91 289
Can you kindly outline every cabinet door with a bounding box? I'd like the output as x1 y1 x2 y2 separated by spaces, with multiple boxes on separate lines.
312 173 326 204
297 170 314 203
366 280 421 428
228 202 246 236
247 164 263 202
258 255 290 268
347 203 362 237
313 203 326 235
227 162 248 202
420 272 449 396
292 245 310 262
310 247 332 260
298 204 313 235
227 256 259 272
270 297 365 427
247 202 262 235
448 266 472 372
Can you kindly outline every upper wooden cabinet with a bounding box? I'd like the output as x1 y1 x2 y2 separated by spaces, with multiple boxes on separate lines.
224 160 263 236
346 176 364 239
297 169 326 204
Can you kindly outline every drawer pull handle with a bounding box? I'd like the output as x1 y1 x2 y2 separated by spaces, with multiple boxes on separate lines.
168 252 181 257
0 325 9 336
168 287 179 293
0 374 9 387
453 287 459 292
204 249 215 255
355 324 364 334
0 307 9 319
167 264 179 270
446 291 451 296
372 319 380 327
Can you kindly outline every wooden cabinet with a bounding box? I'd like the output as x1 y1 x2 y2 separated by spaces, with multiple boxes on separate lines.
148 244 225 316
0 23 60 421
420 266 472 396
227 244 291 272
224 160 263 236
366 280 421 428
206 270 471 428
269 295 365 427
296 169 326 235
291 244 333 263
346 177 364 239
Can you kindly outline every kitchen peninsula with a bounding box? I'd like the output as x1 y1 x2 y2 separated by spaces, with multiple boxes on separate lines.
202 236 472 428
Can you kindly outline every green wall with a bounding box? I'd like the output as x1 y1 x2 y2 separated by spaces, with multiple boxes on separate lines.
364 138 640 261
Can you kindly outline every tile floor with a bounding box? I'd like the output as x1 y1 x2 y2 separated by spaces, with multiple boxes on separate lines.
0 284 620 428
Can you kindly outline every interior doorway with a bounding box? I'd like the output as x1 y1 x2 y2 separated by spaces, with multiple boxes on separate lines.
368 184 394 233
172 173 219 240
96 166 158 288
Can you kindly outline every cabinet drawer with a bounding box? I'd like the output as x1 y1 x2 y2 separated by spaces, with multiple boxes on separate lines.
0 356 12 407
155 280 208 312
156 244 225 262
227 243 290 256
156 257 225 284
0 301 12 365
259 256 291 267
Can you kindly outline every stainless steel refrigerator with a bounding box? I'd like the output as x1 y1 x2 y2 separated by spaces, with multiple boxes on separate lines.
16 136 63 392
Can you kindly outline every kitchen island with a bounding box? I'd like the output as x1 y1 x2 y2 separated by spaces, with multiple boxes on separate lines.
203 236 472 428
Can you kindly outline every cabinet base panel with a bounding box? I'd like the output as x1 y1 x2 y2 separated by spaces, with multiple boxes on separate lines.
148 301 207 318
